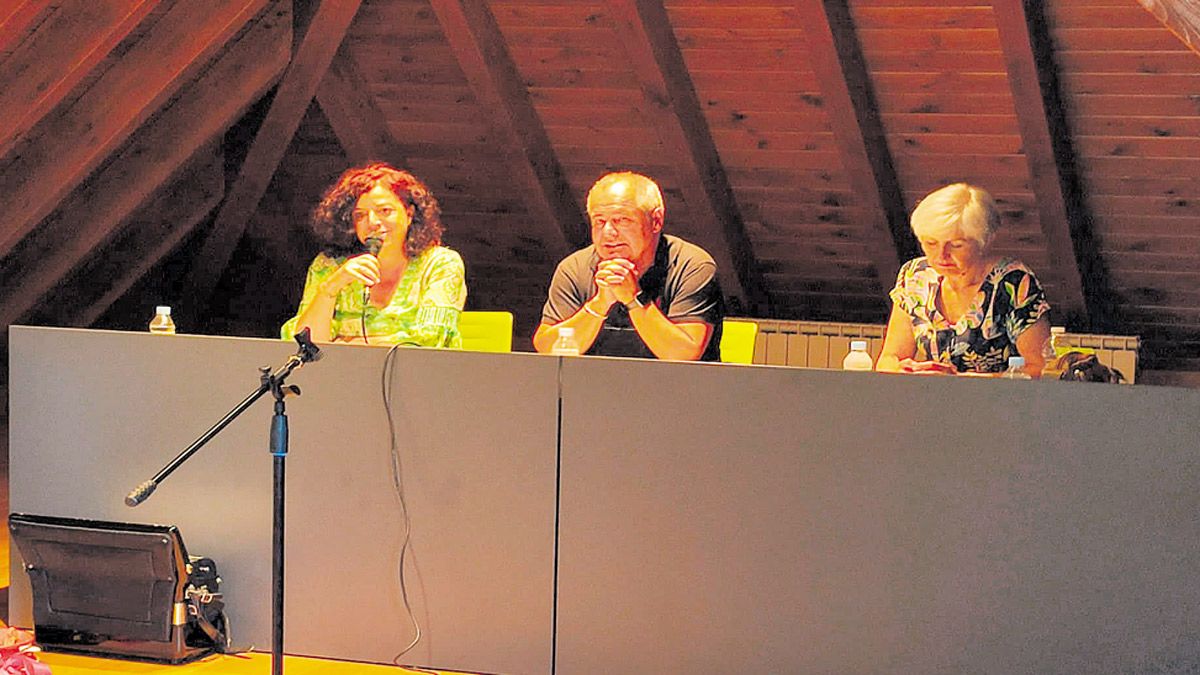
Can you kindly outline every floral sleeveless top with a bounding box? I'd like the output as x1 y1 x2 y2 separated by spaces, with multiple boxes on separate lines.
889 257 1050 373
281 246 466 347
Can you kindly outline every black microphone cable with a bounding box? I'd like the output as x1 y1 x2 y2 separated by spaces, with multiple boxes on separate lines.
362 285 370 345
381 344 425 662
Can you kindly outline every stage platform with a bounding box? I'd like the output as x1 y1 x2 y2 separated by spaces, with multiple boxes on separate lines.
34 651 473 674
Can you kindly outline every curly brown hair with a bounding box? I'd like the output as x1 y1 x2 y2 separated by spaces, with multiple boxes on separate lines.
312 162 444 258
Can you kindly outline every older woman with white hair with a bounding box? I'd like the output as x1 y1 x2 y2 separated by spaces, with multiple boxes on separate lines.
876 183 1051 376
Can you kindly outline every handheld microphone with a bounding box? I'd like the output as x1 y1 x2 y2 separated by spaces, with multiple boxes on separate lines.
361 237 383 345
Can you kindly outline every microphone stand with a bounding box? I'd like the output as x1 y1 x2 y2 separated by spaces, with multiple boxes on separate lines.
125 329 322 675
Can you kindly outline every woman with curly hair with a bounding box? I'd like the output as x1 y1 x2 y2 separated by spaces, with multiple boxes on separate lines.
281 163 466 347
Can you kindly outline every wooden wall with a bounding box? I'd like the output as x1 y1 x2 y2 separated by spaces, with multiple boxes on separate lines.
1049 0 1200 372
2 0 1200 374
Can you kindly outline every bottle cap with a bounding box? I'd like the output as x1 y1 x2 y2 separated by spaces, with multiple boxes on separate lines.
1008 356 1026 368
560 327 575 337
850 340 867 351
155 306 171 316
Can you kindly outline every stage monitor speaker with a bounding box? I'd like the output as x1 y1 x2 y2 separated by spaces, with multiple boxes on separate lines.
8 513 224 664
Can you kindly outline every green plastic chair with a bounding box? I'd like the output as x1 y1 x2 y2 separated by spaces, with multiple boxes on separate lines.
457 311 514 353
720 319 758 364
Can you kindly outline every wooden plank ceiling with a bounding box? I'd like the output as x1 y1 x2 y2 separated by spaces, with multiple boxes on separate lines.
1 0 1199 374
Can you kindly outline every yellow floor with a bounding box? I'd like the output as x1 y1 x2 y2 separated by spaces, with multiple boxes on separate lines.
35 651 470 674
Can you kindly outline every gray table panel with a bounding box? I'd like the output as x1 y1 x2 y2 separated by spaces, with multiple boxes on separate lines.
9 326 558 675
556 357 1200 674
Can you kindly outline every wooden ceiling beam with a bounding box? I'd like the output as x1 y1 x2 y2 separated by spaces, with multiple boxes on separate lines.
0 0 272 261
0 0 163 161
181 0 365 323
53 146 226 328
993 0 1104 328
427 0 587 260
794 0 913 295
0 0 291 329
609 0 768 314
0 0 53 55
316 49 407 166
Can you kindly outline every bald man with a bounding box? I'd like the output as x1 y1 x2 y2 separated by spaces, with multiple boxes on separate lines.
533 172 724 361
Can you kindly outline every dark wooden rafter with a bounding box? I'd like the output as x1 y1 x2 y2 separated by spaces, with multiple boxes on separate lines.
58 146 226 328
427 0 587 259
316 48 407 166
181 0 365 322
609 0 768 314
0 0 292 329
0 0 163 160
794 0 914 291
0 0 272 261
992 0 1103 328
0 0 53 54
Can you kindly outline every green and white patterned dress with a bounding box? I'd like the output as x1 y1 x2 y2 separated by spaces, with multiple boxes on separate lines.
281 246 467 348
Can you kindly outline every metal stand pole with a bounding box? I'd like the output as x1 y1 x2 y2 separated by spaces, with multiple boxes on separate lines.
271 394 288 675
125 329 322 675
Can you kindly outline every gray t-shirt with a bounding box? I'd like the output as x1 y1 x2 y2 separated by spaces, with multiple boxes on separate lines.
541 234 724 361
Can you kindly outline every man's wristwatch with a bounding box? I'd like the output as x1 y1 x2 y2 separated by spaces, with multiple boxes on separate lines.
624 292 648 310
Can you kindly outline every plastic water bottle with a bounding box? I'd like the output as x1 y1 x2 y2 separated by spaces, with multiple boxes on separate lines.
551 326 581 356
1041 326 1065 377
842 340 873 371
149 306 176 335
1001 355 1032 379
1049 326 1065 359
1041 326 1065 362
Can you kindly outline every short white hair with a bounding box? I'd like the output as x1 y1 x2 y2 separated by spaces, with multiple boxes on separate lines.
586 172 664 215
910 183 1000 249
